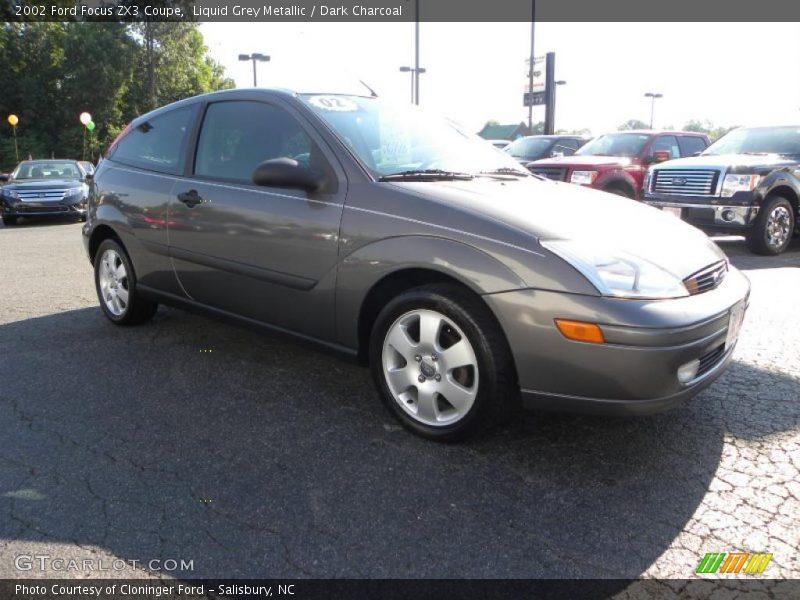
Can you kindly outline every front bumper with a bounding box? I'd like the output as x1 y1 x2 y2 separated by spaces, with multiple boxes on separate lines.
0 196 87 217
643 191 758 231
484 266 750 415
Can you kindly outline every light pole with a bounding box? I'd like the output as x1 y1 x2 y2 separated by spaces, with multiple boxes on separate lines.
527 0 536 131
239 53 270 87
552 80 566 132
644 92 663 129
399 66 426 104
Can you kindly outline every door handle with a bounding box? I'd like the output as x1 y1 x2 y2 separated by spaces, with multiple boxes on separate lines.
177 189 202 207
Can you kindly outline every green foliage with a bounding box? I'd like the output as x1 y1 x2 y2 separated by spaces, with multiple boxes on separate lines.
683 119 737 141
0 21 234 169
618 119 650 131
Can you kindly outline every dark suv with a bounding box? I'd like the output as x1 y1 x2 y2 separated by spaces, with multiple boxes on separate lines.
528 131 710 199
504 135 587 164
643 126 800 255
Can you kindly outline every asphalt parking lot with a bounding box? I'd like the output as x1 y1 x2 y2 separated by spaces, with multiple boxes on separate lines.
0 217 798 585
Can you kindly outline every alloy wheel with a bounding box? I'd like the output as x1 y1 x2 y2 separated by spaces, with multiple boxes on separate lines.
381 309 479 427
766 205 791 249
98 249 129 317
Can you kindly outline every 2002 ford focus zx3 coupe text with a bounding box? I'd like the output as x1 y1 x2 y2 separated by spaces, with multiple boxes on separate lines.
83 88 750 441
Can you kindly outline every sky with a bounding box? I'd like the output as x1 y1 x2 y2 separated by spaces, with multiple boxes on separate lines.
201 22 800 135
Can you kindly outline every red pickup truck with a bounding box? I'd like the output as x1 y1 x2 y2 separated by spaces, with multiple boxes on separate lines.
526 130 710 199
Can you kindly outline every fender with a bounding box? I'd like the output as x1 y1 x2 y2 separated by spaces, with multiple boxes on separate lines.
594 169 641 198
335 235 527 349
757 169 800 208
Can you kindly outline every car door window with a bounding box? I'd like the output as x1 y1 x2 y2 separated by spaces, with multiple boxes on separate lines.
650 135 680 159
554 139 580 155
678 136 708 157
195 101 319 184
112 106 195 175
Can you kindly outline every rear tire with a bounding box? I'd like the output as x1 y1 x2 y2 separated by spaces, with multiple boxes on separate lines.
746 196 795 255
94 239 158 325
2 215 18 226
368 283 518 442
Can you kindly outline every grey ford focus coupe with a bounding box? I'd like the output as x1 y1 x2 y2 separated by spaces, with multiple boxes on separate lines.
83 88 750 441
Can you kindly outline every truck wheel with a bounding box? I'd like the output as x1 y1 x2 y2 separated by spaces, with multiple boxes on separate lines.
746 196 795 255
369 283 518 442
603 184 634 199
2 215 18 226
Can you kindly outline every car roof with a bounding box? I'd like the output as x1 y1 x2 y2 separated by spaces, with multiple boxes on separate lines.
602 130 707 136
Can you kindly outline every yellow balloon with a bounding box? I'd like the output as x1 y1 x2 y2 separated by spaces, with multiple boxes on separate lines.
8 114 18 126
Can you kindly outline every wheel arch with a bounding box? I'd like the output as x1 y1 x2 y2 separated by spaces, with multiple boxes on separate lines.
88 224 123 263
766 184 799 220
335 235 527 365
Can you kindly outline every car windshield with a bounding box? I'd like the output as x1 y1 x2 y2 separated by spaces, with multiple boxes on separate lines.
504 137 552 158
12 161 83 180
702 127 800 156
576 133 650 157
300 94 529 178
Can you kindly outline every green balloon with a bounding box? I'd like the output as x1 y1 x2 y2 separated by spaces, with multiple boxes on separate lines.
86 121 95 131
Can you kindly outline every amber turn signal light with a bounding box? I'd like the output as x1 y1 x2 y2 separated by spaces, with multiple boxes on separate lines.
554 319 605 344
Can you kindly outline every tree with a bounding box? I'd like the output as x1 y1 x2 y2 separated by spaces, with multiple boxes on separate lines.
618 119 649 131
0 21 234 168
683 119 737 141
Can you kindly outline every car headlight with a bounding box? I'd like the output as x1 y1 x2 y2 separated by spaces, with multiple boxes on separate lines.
541 240 689 299
65 186 87 198
2 189 20 200
721 174 760 197
570 170 598 185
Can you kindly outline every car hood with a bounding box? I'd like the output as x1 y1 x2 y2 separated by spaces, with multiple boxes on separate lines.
394 177 724 280
654 153 800 170
4 179 82 190
527 155 637 168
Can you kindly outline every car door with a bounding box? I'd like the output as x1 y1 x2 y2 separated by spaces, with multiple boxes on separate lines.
167 98 346 341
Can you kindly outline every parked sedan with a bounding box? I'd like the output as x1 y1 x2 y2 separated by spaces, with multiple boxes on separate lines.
0 159 90 225
83 88 749 441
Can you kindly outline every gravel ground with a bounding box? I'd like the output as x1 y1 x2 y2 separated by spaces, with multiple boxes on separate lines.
0 218 798 587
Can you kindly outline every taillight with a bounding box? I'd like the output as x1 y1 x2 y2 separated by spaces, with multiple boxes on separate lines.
105 123 132 158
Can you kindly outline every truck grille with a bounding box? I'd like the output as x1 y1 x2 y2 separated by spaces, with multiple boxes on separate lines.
528 167 568 182
683 261 727 295
17 189 67 202
652 169 719 196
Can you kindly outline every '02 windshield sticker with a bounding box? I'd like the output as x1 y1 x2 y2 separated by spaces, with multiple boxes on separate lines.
308 95 359 112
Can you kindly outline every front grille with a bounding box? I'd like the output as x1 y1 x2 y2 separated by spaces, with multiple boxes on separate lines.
652 169 719 196
16 205 69 213
528 167 568 182
697 344 726 378
17 189 67 201
684 261 728 295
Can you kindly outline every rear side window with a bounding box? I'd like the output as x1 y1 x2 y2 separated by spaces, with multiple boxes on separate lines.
111 106 195 175
194 101 313 183
650 135 680 160
679 136 708 157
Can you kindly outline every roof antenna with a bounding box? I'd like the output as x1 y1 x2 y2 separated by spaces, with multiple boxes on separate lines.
359 80 378 98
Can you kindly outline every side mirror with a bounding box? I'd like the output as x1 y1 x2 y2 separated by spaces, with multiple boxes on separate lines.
84 173 94 181
0 174 8 183
252 158 323 192
651 150 671 163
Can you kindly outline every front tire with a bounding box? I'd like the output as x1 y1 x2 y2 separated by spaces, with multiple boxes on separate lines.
94 239 158 325
2 215 18 226
369 283 517 442
746 196 795 255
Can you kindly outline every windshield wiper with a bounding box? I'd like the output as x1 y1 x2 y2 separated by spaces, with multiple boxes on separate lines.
478 167 530 178
378 169 474 182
